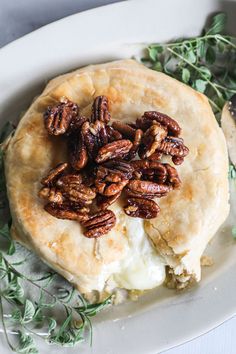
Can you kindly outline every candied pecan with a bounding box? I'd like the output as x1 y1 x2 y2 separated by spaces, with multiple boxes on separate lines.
91 96 111 124
82 210 116 238
137 111 181 136
57 176 96 205
158 137 189 162
38 187 63 204
139 123 167 159
147 152 163 161
112 121 136 138
95 139 133 163
41 162 68 186
66 115 87 136
105 126 123 142
131 160 167 184
127 180 170 197
68 131 88 170
102 160 134 179
97 191 121 210
172 156 184 165
165 164 181 189
124 197 160 219
126 129 143 160
95 165 129 196
82 120 108 159
44 98 79 136
44 203 88 222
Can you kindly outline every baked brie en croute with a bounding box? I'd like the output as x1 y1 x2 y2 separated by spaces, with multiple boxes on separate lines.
4 59 229 296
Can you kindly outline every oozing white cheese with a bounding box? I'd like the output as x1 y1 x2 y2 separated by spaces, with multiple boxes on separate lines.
110 216 166 290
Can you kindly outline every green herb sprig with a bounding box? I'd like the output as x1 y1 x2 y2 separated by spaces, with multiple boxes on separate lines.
143 13 236 118
0 123 111 353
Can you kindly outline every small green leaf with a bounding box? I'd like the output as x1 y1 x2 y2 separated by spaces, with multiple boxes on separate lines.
194 79 207 93
148 47 157 61
22 300 35 323
199 66 212 80
181 68 190 83
232 226 236 239
206 46 216 64
184 49 196 64
206 13 227 35
217 40 225 53
152 61 163 72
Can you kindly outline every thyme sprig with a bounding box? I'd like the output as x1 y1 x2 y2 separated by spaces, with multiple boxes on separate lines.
0 123 111 353
143 13 236 118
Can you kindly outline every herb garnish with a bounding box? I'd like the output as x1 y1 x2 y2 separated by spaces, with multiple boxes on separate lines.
0 123 111 353
143 13 236 118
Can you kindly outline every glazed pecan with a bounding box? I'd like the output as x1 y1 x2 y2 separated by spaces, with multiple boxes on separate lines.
172 156 184 165
82 210 116 238
131 160 167 184
137 111 181 136
95 164 129 196
44 98 79 136
127 129 143 160
112 121 136 138
68 131 88 170
102 160 134 179
96 191 121 210
56 175 96 205
147 151 163 161
105 126 123 142
66 115 87 136
158 136 189 163
41 162 68 186
124 197 160 219
165 164 181 189
127 180 170 197
44 203 89 222
91 96 111 124
39 187 63 204
139 123 167 159
82 120 108 159
95 139 133 163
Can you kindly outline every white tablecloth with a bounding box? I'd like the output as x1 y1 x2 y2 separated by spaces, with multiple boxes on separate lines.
0 1 235 353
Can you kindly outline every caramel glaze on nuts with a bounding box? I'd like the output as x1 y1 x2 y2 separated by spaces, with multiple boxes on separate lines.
40 95 189 238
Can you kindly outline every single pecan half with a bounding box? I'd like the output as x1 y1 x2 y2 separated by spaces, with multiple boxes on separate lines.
57 175 96 205
44 98 79 136
44 202 89 222
41 162 68 186
112 121 136 138
139 123 167 159
131 160 168 184
91 96 111 124
172 156 184 165
82 120 108 159
38 187 64 204
82 210 116 238
68 131 88 170
124 197 160 219
127 180 170 197
97 191 121 210
95 165 129 196
137 111 181 136
102 160 134 179
105 126 123 142
95 139 133 163
147 151 163 161
127 129 143 160
158 136 189 163
165 164 181 189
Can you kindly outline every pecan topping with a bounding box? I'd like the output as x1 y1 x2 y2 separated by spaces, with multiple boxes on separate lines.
41 162 68 186
112 121 136 138
82 120 108 159
44 98 79 136
96 139 133 163
124 197 160 219
139 123 167 159
158 136 189 163
82 210 116 238
91 96 111 124
41 95 187 238
127 180 170 197
137 111 181 136
97 191 121 210
45 203 88 222
68 132 88 170
38 187 63 204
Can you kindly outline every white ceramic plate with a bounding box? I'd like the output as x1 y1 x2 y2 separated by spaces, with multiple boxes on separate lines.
1 0 236 353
